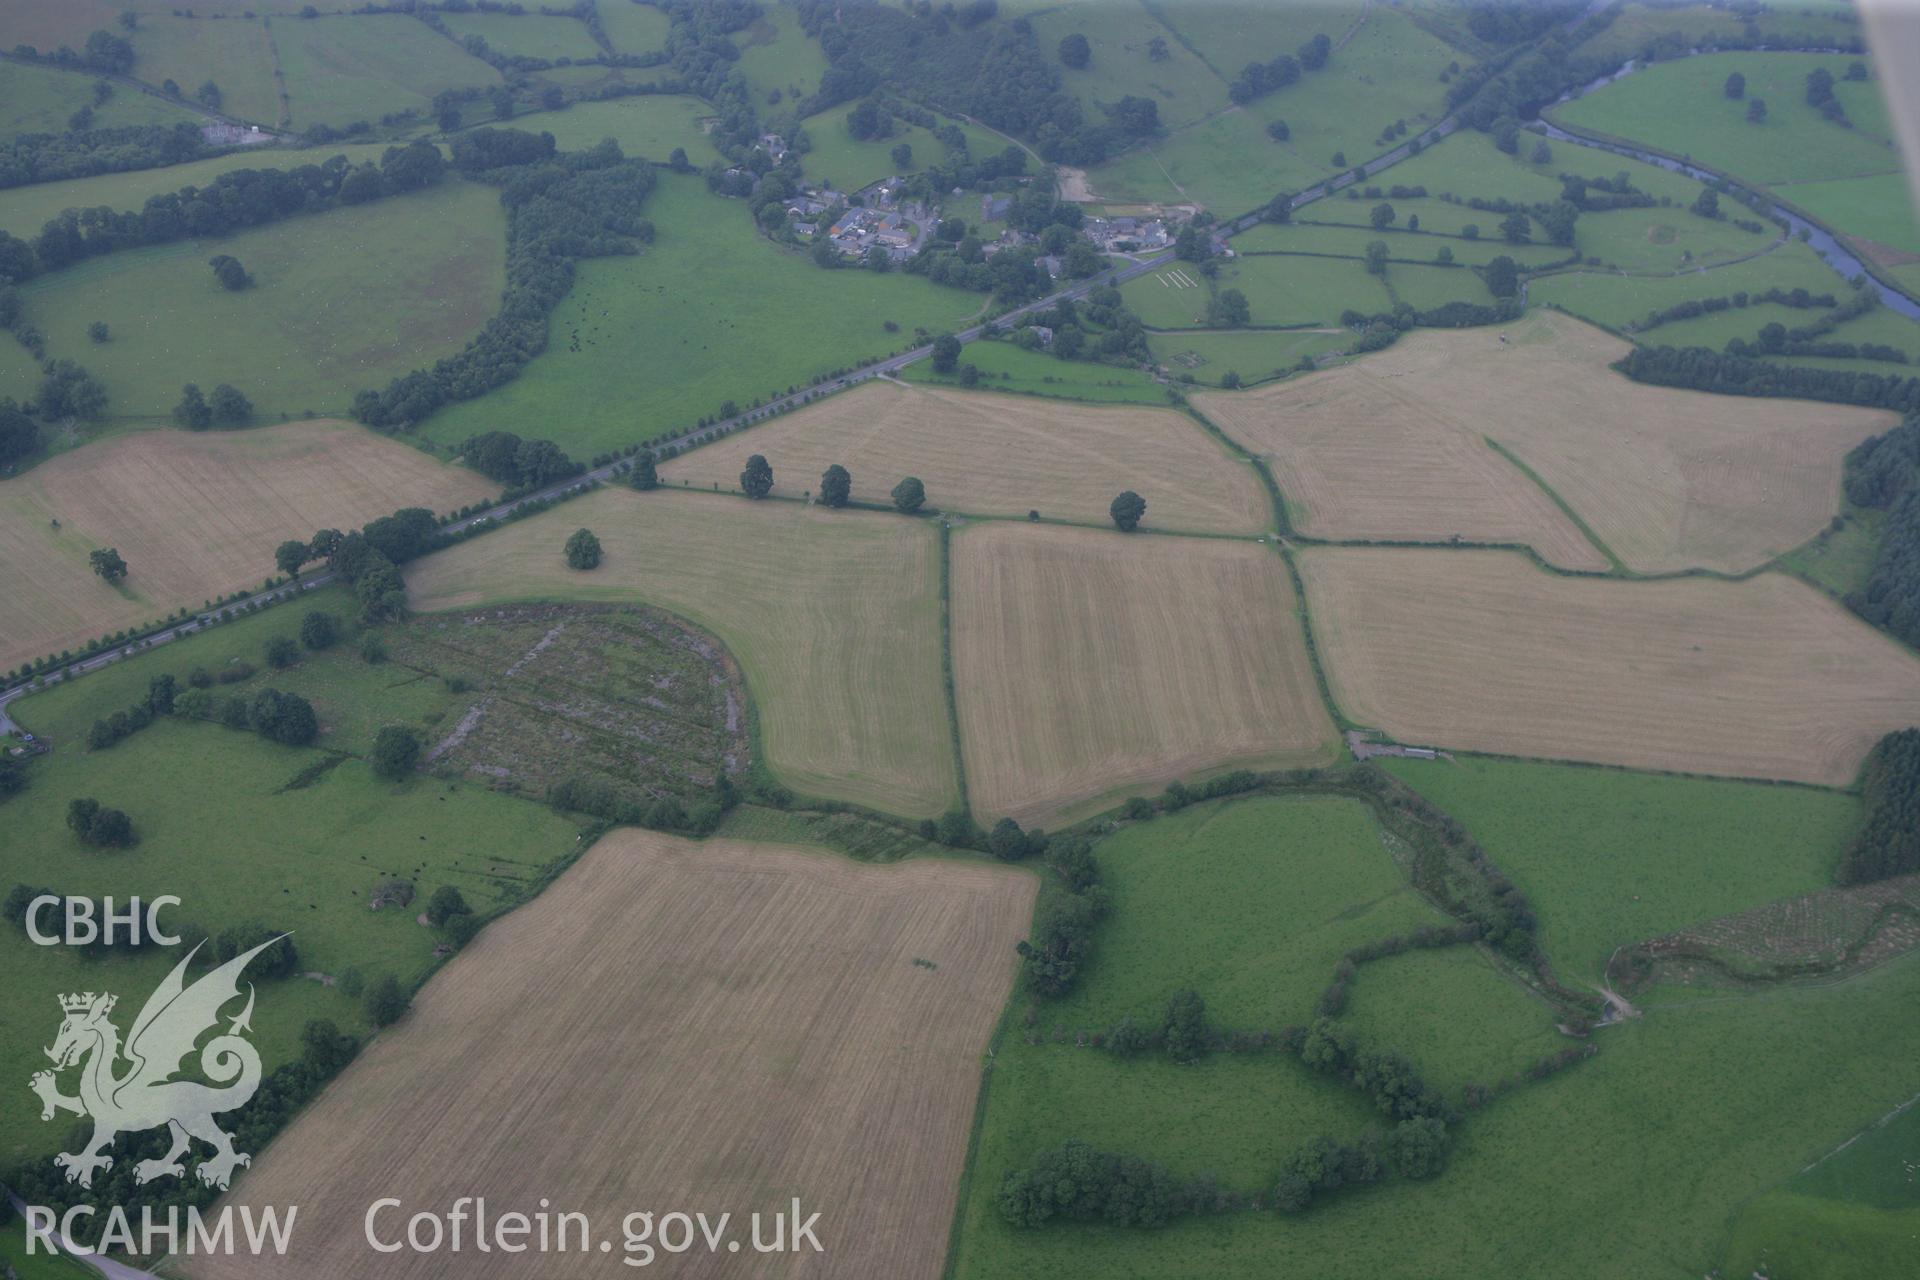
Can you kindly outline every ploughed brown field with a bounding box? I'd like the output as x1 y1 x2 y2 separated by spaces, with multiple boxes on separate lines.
0 421 494 673
1298 546 1920 785
659 378 1271 534
1195 310 1894 573
196 830 1036 1280
951 521 1337 825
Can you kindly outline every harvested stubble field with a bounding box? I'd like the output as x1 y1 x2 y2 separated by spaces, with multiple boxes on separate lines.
950 522 1336 825
197 829 1036 1280
662 380 1269 534
405 487 957 817
1298 547 1920 786
1213 310 1895 573
1194 368 1610 571
0 420 493 673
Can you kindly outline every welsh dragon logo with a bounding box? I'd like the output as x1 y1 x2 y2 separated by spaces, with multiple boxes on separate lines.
29 937 282 1191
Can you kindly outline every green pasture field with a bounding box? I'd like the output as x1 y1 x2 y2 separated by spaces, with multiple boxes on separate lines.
0 1 312 54
0 335 39 403
1722 1080 1920 1277
595 0 671 56
1038 795 1452 1031
0 1219 94 1280
1527 238 1850 332
1385 261 1488 309
418 173 982 457
128 14 283 127
734 3 832 106
1381 125 1710 210
1338 945 1565 1091
12 584 462 757
439 11 602 61
1025 0 1227 132
1124 252 1388 328
0 713 583 1164
1145 0 1357 83
954 794 1440 1257
1787 172 1920 258
797 111 1005 193
1378 756 1854 984
1576 1 1866 65
955 900 1920 1278
0 142 399 238
18 177 506 423
1571 203 1774 273
1236 221 1572 268
1779 503 1884 598
489 94 720 163
1224 253 1393 325
901 337 1169 403
270 12 500 130
1722 1192 1920 1280
1148 326 1348 386
1082 8 1458 217
1551 52 1901 187
0 61 201 140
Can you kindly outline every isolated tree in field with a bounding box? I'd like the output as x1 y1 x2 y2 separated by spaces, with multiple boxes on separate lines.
1220 370 1242 389
1484 254 1520 299
1110 490 1146 532
891 475 926 513
299 610 337 650
250 688 318 745
1058 32 1091 68
740 454 774 498
147 674 176 716
1266 193 1293 223
371 726 421 781
196 80 222 109
426 885 470 927
630 453 659 490
87 321 108 343
819 463 852 508
275 539 310 577
1208 288 1251 327
1746 97 1768 123
1364 240 1389 275
1690 188 1721 220
1370 202 1395 230
668 146 690 171
68 797 100 839
1529 139 1552 165
890 142 912 169
1723 71 1746 99
210 383 251 425
364 973 407 1027
265 635 300 669
89 547 127 583
931 333 963 374
989 817 1028 861
173 383 212 430
208 254 250 290
1806 66 1835 107
1407 213 1420 232
564 527 602 570
1147 35 1169 60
